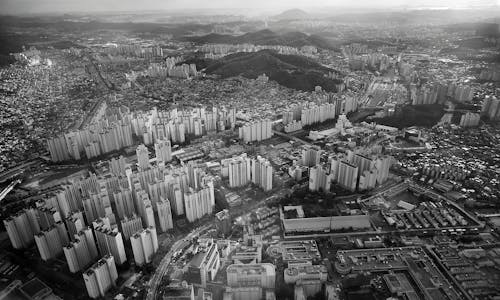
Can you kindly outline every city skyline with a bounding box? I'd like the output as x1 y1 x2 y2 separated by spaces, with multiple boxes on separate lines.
0 1 499 300
1 0 499 14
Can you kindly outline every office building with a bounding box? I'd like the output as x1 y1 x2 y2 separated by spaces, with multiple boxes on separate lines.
215 209 232 237
130 226 158 266
83 255 118 299
284 265 328 284
226 263 276 289
186 239 220 288
163 281 195 300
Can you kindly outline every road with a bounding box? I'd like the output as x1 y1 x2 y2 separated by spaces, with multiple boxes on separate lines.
272 130 313 146
146 224 212 300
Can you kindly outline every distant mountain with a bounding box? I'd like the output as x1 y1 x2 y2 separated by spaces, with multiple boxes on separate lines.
181 29 337 50
273 9 310 21
191 50 342 92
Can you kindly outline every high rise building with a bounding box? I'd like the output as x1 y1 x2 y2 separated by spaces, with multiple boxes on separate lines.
34 226 64 261
113 188 135 220
251 156 273 191
301 145 323 167
157 198 174 232
47 136 71 162
37 206 61 230
76 227 99 262
109 156 127 176
136 144 150 171
3 209 39 249
120 215 143 240
225 154 251 188
65 211 85 240
130 227 158 266
459 112 481 127
63 235 96 273
238 119 273 143
309 165 333 192
55 221 70 246
337 161 359 192
358 170 378 191
144 202 156 229
83 255 118 299
93 226 127 265
374 156 392 185
481 95 500 120
184 185 215 223
155 139 172 164
352 152 375 176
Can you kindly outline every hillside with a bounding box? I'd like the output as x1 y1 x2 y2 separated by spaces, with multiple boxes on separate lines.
372 104 445 129
181 29 337 50
272 9 310 21
193 50 342 92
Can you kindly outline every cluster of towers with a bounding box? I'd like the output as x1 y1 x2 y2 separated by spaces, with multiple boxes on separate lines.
47 105 236 162
282 97 358 133
481 95 500 121
6 139 221 298
102 44 164 59
410 83 474 105
144 59 197 79
238 120 273 143
329 150 392 192
221 153 273 192
200 43 316 57
459 112 480 128
290 146 392 193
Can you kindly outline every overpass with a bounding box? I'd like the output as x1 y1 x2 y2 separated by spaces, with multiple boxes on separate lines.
272 130 313 146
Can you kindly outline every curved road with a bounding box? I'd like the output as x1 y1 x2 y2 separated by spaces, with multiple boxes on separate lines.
146 224 212 300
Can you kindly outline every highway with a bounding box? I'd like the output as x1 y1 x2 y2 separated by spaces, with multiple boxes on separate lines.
0 179 21 203
146 224 212 300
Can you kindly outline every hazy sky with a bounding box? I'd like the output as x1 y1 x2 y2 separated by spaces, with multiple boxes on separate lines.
1 0 499 15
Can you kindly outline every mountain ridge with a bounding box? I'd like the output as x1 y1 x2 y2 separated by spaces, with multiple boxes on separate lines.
188 49 343 92
181 29 337 50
